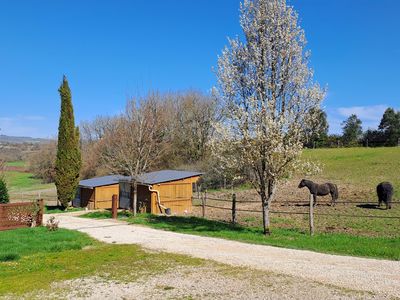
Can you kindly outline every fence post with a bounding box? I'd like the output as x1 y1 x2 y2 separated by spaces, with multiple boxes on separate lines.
201 193 206 218
232 193 237 225
112 194 118 219
309 194 314 236
36 199 44 226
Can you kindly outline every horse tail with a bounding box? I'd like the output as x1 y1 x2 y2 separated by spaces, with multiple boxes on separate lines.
332 184 339 202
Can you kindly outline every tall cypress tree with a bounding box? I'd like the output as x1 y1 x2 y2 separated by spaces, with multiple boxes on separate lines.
55 76 81 209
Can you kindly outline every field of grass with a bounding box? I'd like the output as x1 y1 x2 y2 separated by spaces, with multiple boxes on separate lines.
4 171 54 193
0 227 202 296
2 161 56 202
81 212 400 260
5 161 26 167
302 147 400 199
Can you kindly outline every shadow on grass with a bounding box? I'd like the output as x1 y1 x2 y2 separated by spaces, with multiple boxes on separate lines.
139 214 260 234
356 204 381 210
44 206 84 214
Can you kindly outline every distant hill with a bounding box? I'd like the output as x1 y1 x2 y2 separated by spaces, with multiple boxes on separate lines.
0 134 51 144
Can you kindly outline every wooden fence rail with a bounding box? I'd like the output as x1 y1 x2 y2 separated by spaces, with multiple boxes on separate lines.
0 199 44 231
193 193 400 236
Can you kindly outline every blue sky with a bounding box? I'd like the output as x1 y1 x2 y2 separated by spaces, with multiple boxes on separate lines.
0 0 399 138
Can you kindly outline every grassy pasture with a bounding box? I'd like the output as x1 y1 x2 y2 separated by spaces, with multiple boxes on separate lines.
200 147 400 235
5 161 26 167
302 147 400 199
1 161 56 201
4 171 54 193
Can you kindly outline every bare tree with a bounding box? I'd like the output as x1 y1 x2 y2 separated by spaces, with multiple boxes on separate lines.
99 93 168 215
81 116 116 143
80 116 119 179
28 141 57 183
171 91 218 164
212 0 324 234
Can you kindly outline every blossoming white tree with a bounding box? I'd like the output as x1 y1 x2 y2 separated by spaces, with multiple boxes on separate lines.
212 0 325 234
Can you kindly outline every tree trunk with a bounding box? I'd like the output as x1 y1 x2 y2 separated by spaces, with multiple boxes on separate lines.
262 195 270 235
262 179 275 235
132 181 137 216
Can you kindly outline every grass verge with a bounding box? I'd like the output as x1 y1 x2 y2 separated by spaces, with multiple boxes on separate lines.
0 227 203 296
44 206 84 214
82 211 400 260
0 227 95 261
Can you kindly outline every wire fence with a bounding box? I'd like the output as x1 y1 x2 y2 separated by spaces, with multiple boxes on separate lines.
193 193 400 235
9 191 59 206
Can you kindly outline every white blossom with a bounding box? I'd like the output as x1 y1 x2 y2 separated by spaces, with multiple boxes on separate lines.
211 0 325 234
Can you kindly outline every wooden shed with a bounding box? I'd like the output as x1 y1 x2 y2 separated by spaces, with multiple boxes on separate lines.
74 175 125 209
74 170 202 215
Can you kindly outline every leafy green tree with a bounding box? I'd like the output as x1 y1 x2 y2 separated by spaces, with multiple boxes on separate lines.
341 114 362 146
362 129 386 147
378 108 400 146
0 177 9 203
55 76 81 209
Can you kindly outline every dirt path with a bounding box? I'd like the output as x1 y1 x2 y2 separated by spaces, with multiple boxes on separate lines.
46 214 400 298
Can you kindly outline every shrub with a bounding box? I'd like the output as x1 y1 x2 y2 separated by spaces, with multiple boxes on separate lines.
0 177 9 204
46 216 59 231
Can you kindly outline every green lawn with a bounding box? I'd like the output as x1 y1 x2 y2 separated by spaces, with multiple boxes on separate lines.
0 227 95 262
0 227 202 296
5 161 26 167
4 171 54 193
302 147 400 199
81 212 400 261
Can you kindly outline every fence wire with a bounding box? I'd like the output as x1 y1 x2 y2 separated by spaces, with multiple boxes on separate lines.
193 196 400 220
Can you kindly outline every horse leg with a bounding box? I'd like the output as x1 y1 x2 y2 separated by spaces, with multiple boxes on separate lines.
331 192 336 207
313 194 317 207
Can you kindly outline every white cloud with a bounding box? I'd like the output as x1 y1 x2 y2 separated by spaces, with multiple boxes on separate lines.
337 105 387 121
327 105 391 134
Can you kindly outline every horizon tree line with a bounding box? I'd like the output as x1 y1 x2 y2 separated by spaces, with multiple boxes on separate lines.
306 107 400 148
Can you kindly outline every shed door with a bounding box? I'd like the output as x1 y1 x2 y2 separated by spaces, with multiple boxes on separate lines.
95 185 119 209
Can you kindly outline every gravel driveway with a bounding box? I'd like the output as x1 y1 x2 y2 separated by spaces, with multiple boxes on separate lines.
46 214 400 298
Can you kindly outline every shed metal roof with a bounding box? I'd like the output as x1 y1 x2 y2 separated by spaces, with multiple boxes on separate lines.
78 175 128 189
136 170 202 185
79 170 202 188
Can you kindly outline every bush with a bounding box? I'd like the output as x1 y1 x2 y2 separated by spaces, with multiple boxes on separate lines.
0 177 9 204
46 216 59 231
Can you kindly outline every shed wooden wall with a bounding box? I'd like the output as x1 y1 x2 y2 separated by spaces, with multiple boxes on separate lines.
150 176 199 214
94 184 119 209
80 188 95 209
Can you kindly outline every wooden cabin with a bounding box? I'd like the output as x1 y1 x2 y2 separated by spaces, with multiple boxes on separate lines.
74 175 125 209
74 170 202 215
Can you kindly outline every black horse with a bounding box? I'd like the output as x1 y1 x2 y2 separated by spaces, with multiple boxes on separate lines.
377 182 393 209
298 179 339 206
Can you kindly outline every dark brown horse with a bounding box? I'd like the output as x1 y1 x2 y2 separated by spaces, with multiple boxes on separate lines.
298 179 339 206
377 182 393 209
